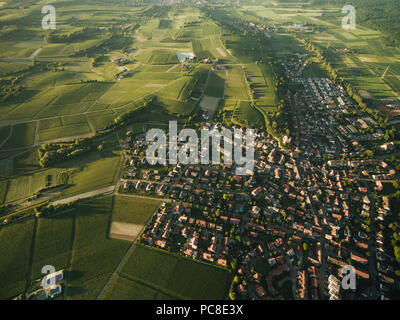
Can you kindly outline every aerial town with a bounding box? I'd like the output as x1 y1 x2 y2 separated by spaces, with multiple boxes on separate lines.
118 56 398 300
1 0 400 303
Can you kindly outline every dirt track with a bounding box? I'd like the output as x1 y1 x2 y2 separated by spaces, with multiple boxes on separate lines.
49 185 115 206
109 222 143 241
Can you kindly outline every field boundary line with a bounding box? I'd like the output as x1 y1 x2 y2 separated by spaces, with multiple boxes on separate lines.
33 121 38 147
24 217 38 298
0 125 13 149
64 212 77 300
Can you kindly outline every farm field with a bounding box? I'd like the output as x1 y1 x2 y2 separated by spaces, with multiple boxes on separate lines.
111 195 160 225
67 196 130 300
30 211 75 280
0 195 133 300
240 1 400 107
102 244 231 300
5 0 400 302
54 135 124 200
243 63 276 113
37 114 93 143
0 219 35 299
0 122 36 150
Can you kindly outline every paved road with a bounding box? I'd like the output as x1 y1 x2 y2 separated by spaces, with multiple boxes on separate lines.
49 186 115 206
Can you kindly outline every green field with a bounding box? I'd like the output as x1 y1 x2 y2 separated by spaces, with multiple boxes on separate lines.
102 244 231 300
112 195 160 225
204 71 225 98
0 122 36 150
240 1 400 106
1 0 398 301
0 195 135 300
37 115 92 143
67 196 130 300
30 212 75 280
0 219 35 299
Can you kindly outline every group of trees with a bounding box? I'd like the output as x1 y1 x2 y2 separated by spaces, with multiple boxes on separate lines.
44 27 91 43
38 139 100 168
34 201 78 218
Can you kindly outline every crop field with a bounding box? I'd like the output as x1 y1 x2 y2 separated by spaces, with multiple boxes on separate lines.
241 1 400 107
243 63 276 110
0 125 11 144
0 122 36 150
0 133 123 203
204 71 225 98
102 244 231 300
30 212 75 280
135 49 179 65
192 37 229 60
0 195 134 300
0 179 8 203
4 171 48 203
0 133 123 204
87 111 115 131
0 219 35 299
67 196 130 300
55 135 123 200
111 195 160 225
224 65 250 101
37 115 92 143
232 101 262 128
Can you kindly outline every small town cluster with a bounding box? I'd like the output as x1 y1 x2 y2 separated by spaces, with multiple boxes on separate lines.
118 56 399 300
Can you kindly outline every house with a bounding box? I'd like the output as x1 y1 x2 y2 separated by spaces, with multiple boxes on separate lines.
254 284 266 298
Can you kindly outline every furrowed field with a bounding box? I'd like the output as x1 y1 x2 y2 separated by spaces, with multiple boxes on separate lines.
111 195 160 225
102 244 231 300
0 195 159 299
0 219 35 299
240 0 400 109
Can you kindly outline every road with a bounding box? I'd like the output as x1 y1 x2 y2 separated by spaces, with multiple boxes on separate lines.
49 186 115 206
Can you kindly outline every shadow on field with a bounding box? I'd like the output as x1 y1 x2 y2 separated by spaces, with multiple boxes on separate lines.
66 286 86 297
66 270 84 282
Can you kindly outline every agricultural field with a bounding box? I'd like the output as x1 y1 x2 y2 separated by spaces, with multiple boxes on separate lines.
102 244 231 300
240 1 400 108
67 196 130 300
232 100 263 128
30 211 75 280
0 195 134 300
0 218 35 299
0 0 399 302
111 195 160 225
37 114 93 143
243 63 276 110
54 135 124 200
0 122 36 150
223 65 250 101
204 71 225 98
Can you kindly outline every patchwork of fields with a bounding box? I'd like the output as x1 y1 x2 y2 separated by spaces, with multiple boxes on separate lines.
3 0 398 301
0 194 230 300
242 2 400 105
